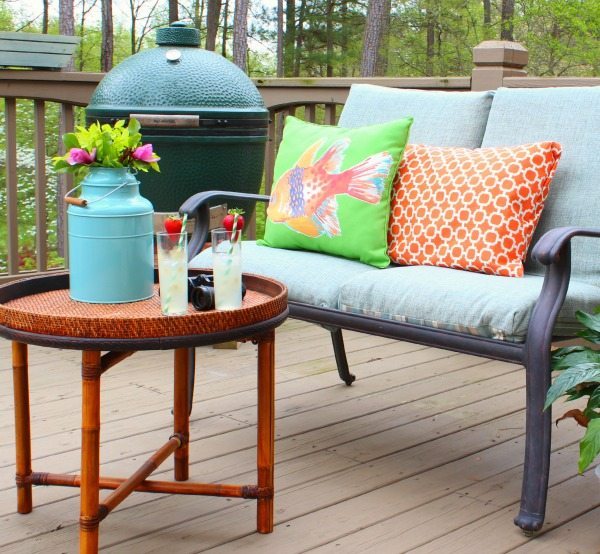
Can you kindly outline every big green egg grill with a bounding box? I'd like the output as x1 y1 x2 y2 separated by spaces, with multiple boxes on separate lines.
86 23 268 213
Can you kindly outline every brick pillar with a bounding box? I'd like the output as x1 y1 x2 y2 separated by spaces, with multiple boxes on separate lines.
471 40 528 91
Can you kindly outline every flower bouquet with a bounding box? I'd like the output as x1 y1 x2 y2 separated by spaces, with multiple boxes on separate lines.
53 118 160 175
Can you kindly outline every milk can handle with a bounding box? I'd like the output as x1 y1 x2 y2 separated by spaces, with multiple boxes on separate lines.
64 179 129 207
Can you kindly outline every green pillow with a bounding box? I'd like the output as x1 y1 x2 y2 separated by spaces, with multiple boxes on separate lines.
259 115 413 267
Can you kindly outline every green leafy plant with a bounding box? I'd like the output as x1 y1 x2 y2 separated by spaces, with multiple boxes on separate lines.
52 118 160 175
545 309 600 473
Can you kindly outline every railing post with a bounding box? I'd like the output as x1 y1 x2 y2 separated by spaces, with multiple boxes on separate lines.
471 40 528 91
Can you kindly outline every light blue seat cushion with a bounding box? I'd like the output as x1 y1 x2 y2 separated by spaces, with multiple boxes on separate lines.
338 265 600 342
189 241 376 308
338 84 494 148
481 86 600 286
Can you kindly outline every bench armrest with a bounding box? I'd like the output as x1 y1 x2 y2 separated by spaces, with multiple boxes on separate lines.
179 191 271 260
531 226 600 266
526 226 600 352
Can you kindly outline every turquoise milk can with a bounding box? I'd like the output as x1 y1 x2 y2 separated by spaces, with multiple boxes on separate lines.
67 167 154 303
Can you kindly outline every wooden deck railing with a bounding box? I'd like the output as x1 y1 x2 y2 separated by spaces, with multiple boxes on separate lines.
1 40 599 283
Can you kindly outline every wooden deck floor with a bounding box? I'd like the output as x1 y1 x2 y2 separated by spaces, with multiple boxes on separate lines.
0 320 598 553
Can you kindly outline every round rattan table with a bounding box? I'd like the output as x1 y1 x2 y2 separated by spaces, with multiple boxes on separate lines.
0 271 288 554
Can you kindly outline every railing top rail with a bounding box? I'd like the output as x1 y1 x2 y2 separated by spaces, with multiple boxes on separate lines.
504 76 600 88
253 76 471 89
0 69 103 83
0 70 103 105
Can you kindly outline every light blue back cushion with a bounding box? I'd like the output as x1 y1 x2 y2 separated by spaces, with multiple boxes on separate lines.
338 84 494 148
481 87 600 285
338 265 600 342
189 241 376 308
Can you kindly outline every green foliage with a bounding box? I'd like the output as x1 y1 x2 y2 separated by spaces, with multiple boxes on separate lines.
580 419 600 473
0 98 67 274
518 0 600 76
544 364 600 409
547 309 600 473
53 119 160 175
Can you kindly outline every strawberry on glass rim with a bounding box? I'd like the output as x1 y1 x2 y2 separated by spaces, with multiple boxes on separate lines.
164 215 183 240
223 208 245 241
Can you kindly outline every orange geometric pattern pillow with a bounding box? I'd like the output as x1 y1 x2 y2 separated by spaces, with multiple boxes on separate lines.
387 142 562 277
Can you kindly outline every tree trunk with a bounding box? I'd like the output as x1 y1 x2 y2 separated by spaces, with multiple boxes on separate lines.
425 3 435 76
101 0 113 72
340 0 348 76
375 0 391 76
277 0 284 76
206 0 222 51
501 0 515 41
194 0 205 32
169 0 179 23
293 0 306 76
42 0 49 33
232 0 249 70
59 0 74 71
284 0 295 76
222 0 229 57
482 0 492 38
79 0 96 70
129 0 136 55
325 0 334 77
360 0 386 77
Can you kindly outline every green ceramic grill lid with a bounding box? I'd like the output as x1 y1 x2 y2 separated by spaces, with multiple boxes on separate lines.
86 22 268 129
85 22 268 212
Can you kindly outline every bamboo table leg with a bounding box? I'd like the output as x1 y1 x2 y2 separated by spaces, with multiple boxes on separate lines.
174 348 190 482
256 330 275 533
80 351 102 554
12 341 32 514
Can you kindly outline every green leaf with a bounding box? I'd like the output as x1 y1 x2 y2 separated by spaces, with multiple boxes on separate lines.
553 346 587 357
578 418 600 473
544 363 600 410
62 133 80 150
576 310 600 334
128 118 141 135
576 329 600 345
587 387 600 410
552 348 600 371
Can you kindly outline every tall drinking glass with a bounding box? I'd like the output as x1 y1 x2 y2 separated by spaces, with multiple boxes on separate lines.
156 231 188 316
212 229 242 310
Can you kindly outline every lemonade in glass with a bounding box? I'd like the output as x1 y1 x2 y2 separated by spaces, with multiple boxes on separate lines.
212 229 242 310
157 231 188 315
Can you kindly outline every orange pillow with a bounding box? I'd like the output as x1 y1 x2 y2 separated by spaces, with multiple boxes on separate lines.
387 142 562 277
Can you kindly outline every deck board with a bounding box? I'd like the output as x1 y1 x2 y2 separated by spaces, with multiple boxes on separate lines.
0 321 597 552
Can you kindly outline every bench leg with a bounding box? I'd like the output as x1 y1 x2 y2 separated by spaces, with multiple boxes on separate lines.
328 327 355 386
514 349 552 533
320 325 355 385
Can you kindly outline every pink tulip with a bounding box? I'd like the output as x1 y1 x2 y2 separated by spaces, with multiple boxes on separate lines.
67 147 96 165
132 144 159 163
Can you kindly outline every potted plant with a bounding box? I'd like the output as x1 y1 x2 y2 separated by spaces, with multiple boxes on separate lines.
545 309 600 473
52 119 161 304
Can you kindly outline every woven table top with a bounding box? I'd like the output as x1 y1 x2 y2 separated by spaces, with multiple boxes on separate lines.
0 272 288 341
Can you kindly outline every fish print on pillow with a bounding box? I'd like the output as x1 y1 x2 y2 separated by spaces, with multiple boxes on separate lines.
267 138 393 238
260 115 413 267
